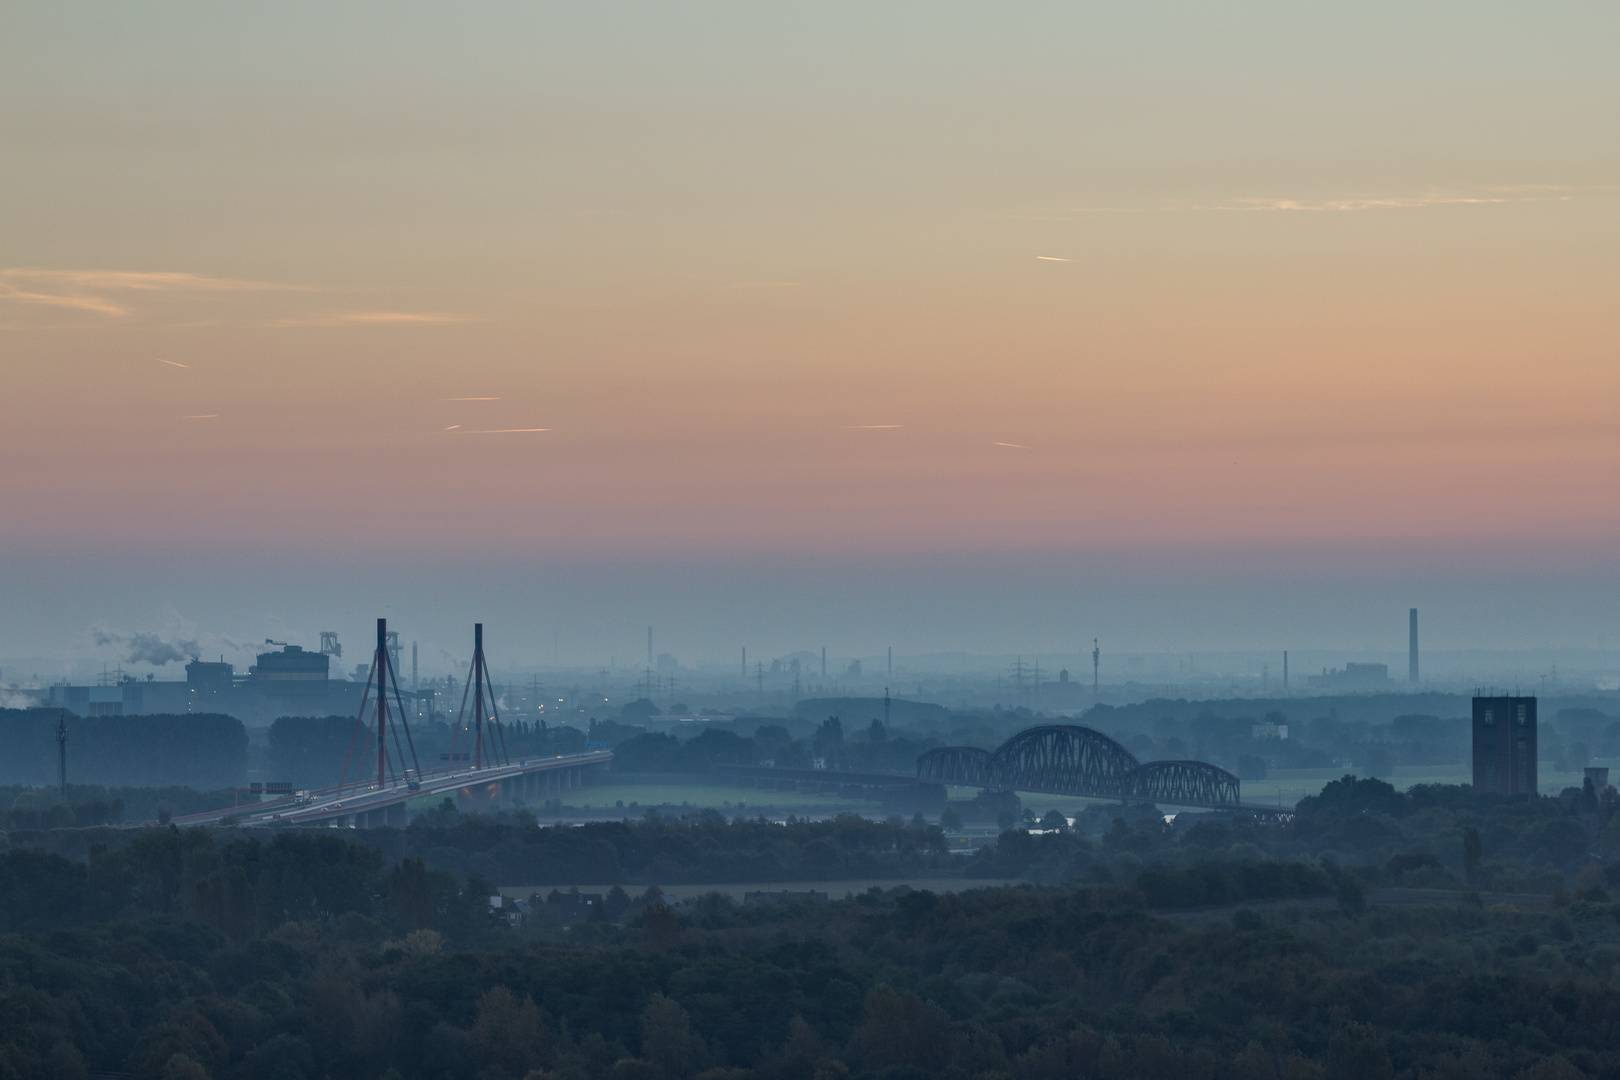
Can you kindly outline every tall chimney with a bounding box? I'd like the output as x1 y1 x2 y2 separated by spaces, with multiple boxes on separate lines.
1409 608 1419 683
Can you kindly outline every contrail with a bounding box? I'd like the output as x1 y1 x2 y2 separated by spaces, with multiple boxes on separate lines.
445 396 500 401
443 424 461 430
1036 256 1071 262
180 414 218 419
852 424 903 429
992 441 1030 449
157 358 189 367
466 428 551 433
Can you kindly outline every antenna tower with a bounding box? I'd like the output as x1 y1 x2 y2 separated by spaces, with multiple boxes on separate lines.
1008 657 1028 702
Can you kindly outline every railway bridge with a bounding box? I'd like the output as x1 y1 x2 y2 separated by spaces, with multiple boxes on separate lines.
918 724 1249 811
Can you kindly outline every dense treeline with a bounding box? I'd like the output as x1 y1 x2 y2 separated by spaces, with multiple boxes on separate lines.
0 784 240 827
380 776 1620 894
606 719 937 777
3 835 1620 1079
5 773 1612 894
0 709 248 788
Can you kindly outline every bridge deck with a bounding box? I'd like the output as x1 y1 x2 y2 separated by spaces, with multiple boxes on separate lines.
161 751 613 828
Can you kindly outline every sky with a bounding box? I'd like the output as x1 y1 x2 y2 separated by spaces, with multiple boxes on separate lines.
1 3 1617 674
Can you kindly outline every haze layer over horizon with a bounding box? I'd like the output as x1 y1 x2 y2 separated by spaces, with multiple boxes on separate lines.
2 4 1617 668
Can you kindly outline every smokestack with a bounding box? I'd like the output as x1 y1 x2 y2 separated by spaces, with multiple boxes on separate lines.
822 647 826 680
1409 608 1419 683
1283 650 1288 689
411 641 418 691
742 646 747 678
647 626 652 668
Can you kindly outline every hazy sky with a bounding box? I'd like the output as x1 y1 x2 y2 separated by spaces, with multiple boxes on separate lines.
2 3 1617 671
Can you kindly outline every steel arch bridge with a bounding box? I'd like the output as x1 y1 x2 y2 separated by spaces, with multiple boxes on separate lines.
916 724 1241 809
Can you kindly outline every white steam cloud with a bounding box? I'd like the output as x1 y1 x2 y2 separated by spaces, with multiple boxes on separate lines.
92 628 200 667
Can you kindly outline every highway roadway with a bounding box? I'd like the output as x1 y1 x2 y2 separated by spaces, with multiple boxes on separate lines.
161 750 613 829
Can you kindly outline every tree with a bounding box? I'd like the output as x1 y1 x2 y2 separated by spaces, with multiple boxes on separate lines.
847 987 951 1074
388 857 434 931
640 993 703 1080
1362 746 1396 780
192 865 257 943
1236 754 1268 781
267 716 368 789
1463 825 1483 886
1324 1024 1391 1080
471 986 549 1077
621 698 662 721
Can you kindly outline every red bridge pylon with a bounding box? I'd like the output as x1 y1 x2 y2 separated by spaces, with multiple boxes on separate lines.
449 623 510 770
339 618 424 794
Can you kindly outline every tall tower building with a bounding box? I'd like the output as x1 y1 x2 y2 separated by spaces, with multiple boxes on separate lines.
1472 696 1536 795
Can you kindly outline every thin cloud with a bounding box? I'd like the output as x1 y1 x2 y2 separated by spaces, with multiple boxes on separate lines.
1225 185 1589 212
1016 185 1596 219
278 311 476 326
1013 207 1146 217
1230 194 1535 212
0 285 128 316
0 267 306 320
5 269 302 292
336 311 470 324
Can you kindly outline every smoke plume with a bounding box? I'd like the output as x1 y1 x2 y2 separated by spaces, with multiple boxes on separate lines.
92 629 200 666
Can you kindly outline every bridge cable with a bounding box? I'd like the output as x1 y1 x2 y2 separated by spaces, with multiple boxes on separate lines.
447 659 476 771
338 654 377 795
385 651 425 781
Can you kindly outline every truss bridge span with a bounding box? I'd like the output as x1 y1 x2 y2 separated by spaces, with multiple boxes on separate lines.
917 724 1242 810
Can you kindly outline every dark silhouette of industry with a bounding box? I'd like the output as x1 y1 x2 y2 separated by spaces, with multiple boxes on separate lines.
46 638 371 723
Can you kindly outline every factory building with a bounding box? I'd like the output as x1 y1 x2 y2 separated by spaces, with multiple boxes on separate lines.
1472 695 1537 796
39 641 365 725
1307 662 1390 691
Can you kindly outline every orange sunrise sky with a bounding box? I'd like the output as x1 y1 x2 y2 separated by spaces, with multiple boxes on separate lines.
2 3 1617 666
